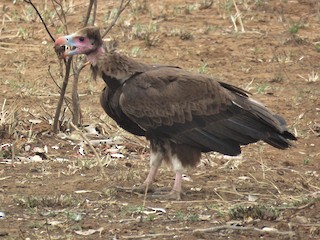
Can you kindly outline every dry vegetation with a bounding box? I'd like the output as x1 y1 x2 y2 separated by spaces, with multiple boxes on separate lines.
0 0 320 239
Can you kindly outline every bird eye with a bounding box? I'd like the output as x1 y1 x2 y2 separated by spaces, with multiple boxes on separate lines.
79 37 85 42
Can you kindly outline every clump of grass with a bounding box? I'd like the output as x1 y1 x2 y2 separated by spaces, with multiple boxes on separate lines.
288 22 307 45
256 83 270 94
229 204 279 220
15 195 80 209
131 23 160 46
65 211 83 222
254 0 266 7
289 22 305 35
173 211 201 222
0 99 19 139
174 211 185 221
180 31 193 40
0 144 12 159
209 204 227 217
281 196 320 209
202 24 216 34
199 0 213 10
303 158 310 165
146 213 157 221
130 0 150 15
198 61 208 74
298 71 319 83
184 4 197 14
131 46 142 57
28 221 43 229
188 214 200 222
271 73 284 83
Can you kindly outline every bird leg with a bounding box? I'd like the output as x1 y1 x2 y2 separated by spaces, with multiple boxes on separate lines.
132 151 163 194
152 171 182 200
151 155 183 201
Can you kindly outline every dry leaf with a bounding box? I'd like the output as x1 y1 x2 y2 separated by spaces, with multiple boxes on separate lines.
75 227 104 236
248 194 258 202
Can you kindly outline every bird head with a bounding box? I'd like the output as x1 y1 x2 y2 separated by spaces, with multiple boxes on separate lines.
54 27 103 59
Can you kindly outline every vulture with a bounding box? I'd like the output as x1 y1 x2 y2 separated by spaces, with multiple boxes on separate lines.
55 27 296 200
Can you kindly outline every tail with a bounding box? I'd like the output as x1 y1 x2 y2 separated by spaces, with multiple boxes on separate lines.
264 114 297 149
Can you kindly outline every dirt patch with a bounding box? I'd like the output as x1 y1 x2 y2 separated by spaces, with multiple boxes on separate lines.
0 0 320 239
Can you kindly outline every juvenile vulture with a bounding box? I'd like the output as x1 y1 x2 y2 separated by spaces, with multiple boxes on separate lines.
55 27 296 200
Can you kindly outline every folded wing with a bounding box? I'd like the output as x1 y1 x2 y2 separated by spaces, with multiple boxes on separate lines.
119 67 296 156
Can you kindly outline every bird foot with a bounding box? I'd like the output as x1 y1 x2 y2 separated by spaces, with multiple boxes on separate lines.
151 190 181 201
131 183 155 194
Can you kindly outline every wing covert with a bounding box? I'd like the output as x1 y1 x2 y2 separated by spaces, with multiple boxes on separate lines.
119 67 232 130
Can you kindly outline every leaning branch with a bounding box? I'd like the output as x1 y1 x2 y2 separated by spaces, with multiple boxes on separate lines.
24 0 55 42
102 0 131 38
53 57 73 133
193 225 295 237
83 0 95 27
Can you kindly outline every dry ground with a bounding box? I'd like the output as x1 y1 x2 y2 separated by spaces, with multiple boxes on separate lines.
0 0 320 239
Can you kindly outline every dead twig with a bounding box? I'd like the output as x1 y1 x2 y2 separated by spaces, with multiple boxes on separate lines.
231 0 245 33
11 141 15 167
121 233 175 239
102 0 131 38
69 122 106 179
51 0 69 33
193 224 295 237
83 0 96 27
23 0 55 42
92 0 98 26
47 65 74 117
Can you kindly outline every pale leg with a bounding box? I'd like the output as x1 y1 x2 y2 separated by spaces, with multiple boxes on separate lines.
169 155 183 200
152 155 184 200
133 151 162 193
172 172 183 194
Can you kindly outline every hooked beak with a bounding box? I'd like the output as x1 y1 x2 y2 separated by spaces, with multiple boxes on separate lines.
54 34 78 59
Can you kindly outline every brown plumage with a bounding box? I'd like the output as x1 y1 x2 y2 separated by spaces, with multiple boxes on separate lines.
55 27 297 200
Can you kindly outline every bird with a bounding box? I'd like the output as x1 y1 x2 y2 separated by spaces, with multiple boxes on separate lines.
54 27 297 200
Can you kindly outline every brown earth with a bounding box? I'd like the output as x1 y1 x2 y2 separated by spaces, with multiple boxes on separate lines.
0 0 320 239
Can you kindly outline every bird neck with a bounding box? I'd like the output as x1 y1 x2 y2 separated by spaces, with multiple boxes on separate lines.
101 52 145 85
87 46 105 66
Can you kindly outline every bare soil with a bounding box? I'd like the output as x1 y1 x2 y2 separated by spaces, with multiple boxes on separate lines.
0 0 320 239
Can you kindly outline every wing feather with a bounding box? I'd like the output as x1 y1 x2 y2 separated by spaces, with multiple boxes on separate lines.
119 67 295 155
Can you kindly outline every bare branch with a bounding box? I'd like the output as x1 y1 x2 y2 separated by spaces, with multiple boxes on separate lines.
193 225 295 237
53 58 72 133
47 66 74 114
83 0 95 27
92 0 98 26
24 0 55 42
47 65 62 91
71 0 97 126
51 0 69 33
102 0 131 38
121 233 175 239
71 62 82 126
